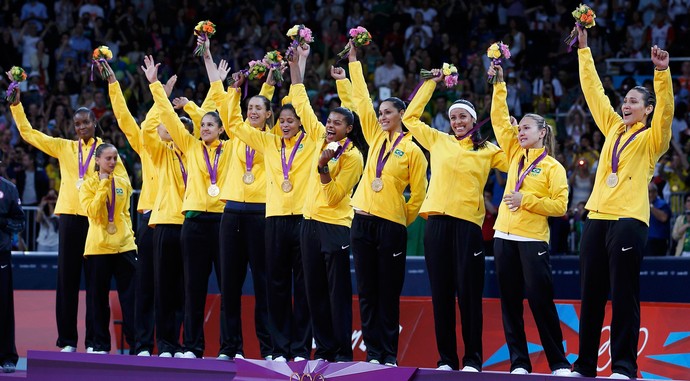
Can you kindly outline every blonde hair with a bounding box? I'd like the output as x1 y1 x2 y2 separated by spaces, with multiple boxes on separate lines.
523 113 556 156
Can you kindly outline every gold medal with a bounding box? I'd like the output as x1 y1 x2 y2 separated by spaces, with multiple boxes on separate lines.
207 184 220 197
242 171 255 185
606 173 618 188
281 179 293 193
371 178 384 192
76 178 84 189
106 222 117 235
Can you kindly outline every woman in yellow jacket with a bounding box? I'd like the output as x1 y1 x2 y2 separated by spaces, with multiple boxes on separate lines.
288 46 365 362
103 60 176 356
79 143 137 354
488 64 571 376
403 69 508 372
141 109 192 357
347 44 428 366
215 72 276 361
7 78 128 353
225 72 315 362
143 55 232 359
572 29 674 380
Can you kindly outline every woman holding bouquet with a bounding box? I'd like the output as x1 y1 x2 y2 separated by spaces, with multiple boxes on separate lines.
347 43 428 366
488 64 571 376
216 71 277 361
7 75 129 353
287 45 365 362
143 55 232 359
78 143 137 354
225 70 315 362
572 28 673 380
402 69 508 371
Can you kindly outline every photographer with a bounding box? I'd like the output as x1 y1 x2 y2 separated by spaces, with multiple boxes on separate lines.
36 190 59 252
646 183 671 256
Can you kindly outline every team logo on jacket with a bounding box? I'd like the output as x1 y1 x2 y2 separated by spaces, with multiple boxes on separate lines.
116 188 124 195
394 149 404 157
530 168 542 176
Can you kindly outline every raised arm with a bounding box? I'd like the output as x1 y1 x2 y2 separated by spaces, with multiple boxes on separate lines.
348 44 384 143
225 80 269 154
142 55 197 153
106 62 143 154
647 45 673 160
489 65 520 159
576 28 622 136
405 145 429 226
332 66 355 111
402 77 441 150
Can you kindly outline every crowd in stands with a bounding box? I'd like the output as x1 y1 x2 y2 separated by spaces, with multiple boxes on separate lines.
1 0 690 255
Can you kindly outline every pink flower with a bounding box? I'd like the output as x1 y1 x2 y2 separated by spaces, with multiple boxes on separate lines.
299 28 313 42
500 43 511 59
444 73 459 88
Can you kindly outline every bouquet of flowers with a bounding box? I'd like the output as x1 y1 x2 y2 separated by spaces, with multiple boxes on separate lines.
247 60 269 81
91 45 113 81
285 24 314 61
419 63 459 88
193 20 217 57
564 4 596 51
337 26 373 59
5 66 27 104
263 50 285 85
486 42 511 84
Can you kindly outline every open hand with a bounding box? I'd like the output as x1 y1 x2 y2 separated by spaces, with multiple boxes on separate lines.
140 55 160 84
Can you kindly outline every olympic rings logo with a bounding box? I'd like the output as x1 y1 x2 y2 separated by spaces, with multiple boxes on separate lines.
290 372 326 381
596 325 649 372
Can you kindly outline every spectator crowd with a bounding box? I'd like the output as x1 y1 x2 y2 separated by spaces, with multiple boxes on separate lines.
1 0 690 255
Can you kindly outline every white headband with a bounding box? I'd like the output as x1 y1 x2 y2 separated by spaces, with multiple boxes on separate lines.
448 103 477 121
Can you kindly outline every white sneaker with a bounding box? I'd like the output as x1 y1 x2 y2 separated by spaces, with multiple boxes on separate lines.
609 373 630 379
384 362 397 367
91 350 107 354
552 368 572 376
462 365 479 372
234 354 245 359
159 352 173 358
294 356 306 362
264 355 273 361
137 351 151 357
369 359 380 364
436 365 453 371
86 347 94 353
569 371 585 377
511 367 529 374
173 352 185 358
217 354 231 361
273 355 287 362
60 346 76 353
181 351 196 359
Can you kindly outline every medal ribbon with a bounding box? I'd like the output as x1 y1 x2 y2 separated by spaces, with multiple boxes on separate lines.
174 150 187 187
202 141 223 186
375 133 405 178
281 132 305 180
455 117 490 141
514 149 548 192
611 126 649 173
78 139 97 179
246 145 256 172
106 178 115 223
